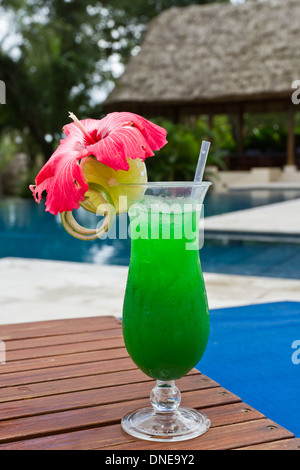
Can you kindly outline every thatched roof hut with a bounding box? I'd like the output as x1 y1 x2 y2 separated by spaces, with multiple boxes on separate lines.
104 0 300 168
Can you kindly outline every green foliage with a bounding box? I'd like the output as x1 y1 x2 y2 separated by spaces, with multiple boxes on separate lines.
146 116 234 181
0 132 19 171
245 126 287 152
0 129 43 196
0 0 112 166
0 0 230 169
244 113 290 153
0 0 235 196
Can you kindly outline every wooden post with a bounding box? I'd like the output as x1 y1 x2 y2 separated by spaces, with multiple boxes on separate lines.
208 113 214 131
287 104 296 167
237 104 247 170
208 112 214 145
173 106 180 124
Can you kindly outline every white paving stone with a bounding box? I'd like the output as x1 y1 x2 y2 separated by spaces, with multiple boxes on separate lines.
204 198 300 235
0 258 127 324
1 257 300 325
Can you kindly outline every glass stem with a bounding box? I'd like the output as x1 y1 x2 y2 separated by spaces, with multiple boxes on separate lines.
150 380 181 413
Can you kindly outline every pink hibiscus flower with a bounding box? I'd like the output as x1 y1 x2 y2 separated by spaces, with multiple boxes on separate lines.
30 112 167 215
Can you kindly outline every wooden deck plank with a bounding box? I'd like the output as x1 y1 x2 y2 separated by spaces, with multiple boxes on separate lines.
0 402 265 450
1 417 290 451
0 359 199 388
99 419 294 451
0 386 240 444
0 369 211 404
0 315 296 450
236 438 300 450
0 357 137 387
0 316 121 341
0 369 155 403
0 348 130 375
3 337 126 362
4 328 123 352
0 375 221 421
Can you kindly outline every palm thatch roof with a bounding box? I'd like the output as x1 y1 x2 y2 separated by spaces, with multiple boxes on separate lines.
104 0 300 117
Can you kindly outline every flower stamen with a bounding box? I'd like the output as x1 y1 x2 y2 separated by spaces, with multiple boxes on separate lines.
69 111 96 143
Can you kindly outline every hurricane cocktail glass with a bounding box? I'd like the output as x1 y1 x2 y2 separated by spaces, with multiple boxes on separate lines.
120 181 211 442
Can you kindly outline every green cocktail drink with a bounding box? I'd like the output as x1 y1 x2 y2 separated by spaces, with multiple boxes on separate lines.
120 182 212 442
123 201 209 381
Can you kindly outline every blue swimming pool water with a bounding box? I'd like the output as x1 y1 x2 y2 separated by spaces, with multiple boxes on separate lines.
197 301 300 437
0 190 300 279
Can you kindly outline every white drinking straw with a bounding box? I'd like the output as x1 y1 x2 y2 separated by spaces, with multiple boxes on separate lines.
194 140 211 183
191 140 211 199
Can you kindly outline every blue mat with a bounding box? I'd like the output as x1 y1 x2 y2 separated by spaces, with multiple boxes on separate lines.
196 301 300 437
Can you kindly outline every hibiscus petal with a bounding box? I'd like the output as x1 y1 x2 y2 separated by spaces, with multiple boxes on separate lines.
30 112 167 215
63 119 101 145
99 112 168 150
30 139 88 215
86 126 154 171
87 132 128 171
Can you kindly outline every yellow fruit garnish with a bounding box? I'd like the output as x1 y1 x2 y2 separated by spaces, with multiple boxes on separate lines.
81 156 147 215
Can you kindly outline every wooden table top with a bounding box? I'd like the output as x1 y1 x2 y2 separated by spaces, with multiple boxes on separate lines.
0 315 298 451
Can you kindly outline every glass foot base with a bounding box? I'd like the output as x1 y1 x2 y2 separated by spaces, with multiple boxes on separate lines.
121 407 210 442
